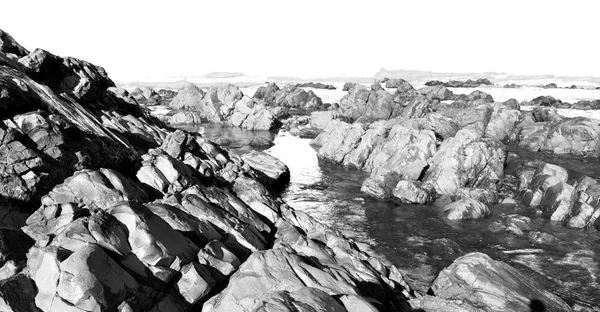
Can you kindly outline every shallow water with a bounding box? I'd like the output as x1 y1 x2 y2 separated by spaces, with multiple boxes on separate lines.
176 122 600 309
267 133 600 307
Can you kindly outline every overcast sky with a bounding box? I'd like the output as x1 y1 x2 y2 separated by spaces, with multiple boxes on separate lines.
2 0 597 82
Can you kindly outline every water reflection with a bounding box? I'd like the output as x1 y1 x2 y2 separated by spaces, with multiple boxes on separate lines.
266 132 600 306
173 123 600 306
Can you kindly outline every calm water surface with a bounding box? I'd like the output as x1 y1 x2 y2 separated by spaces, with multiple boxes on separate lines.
189 124 600 308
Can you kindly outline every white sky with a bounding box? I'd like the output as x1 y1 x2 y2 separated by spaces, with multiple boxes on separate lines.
2 0 598 82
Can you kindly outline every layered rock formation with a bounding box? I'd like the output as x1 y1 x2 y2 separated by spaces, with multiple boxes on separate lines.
0 28 421 312
0 30 575 312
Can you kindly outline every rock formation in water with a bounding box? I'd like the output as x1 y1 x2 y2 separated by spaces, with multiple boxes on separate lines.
294 82 336 90
0 28 424 312
425 78 493 88
0 29 575 312
311 77 600 227
254 82 324 109
167 82 285 130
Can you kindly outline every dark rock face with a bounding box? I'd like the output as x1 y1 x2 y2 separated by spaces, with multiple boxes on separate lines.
425 78 492 88
294 82 335 90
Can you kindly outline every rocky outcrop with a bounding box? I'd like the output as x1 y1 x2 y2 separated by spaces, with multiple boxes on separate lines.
425 78 493 88
294 82 335 90
413 252 570 312
242 151 290 188
168 84 283 130
0 28 575 312
254 83 323 110
517 161 600 227
518 116 600 156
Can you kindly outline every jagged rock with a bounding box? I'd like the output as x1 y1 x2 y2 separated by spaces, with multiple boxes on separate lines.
253 82 280 103
385 78 413 92
56 244 140 311
18 48 114 103
176 262 216 305
418 85 453 101
392 181 435 204
294 82 336 90
248 136 274 148
242 151 290 188
275 86 323 109
312 121 365 163
0 30 29 57
170 83 206 110
442 198 490 220
532 106 563 123
108 202 199 267
361 126 437 198
0 274 39 312
423 128 506 196
88 209 132 258
485 106 522 142
251 288 347 312
427 252 570 312
455 188 499 205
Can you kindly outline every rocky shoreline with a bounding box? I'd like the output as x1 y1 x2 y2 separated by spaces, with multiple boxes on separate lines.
0 28 594 311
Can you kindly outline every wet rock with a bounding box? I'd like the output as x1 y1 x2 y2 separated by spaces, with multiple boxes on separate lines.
489 214 532 236
528 231 559 245
392 180 435 204
442 198 490 220
249 136 274 148
455 188 499 205
428 252 570 312
242 151 290 188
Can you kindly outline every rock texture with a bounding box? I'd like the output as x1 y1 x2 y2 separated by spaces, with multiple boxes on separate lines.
0 29 438 312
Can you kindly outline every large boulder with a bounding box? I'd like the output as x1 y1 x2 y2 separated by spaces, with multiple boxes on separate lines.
18 48 114 103
169 82 206 110
425 252 570 312
242 151 290 188
423 128 506 196
385 78 414 92
361 126 437 198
